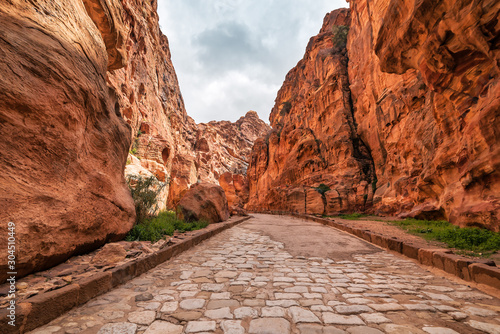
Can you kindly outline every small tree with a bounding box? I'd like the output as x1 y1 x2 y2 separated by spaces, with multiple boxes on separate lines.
315 183 331 195
332 25 349 49
126 175 166 224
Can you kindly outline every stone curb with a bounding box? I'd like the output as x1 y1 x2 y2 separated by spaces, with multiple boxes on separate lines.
1 216 251 334
253 211 499 294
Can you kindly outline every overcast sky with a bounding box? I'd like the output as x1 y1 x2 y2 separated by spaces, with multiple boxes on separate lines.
158 0 348 123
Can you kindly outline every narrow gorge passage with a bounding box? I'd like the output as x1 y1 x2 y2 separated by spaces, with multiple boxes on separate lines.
31 215 500 334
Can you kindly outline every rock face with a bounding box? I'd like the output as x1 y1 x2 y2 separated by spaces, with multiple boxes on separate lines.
247 9 375 215
248 3 500 230
178 183 230 224
0 0 135 281
104 0 269 211
193 111 269 210
169 111 269 210
348 0 500 230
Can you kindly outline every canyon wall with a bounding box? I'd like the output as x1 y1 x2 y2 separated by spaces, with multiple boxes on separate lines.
105 0 270 210
0 0 268 282
348 0 500 230
0 0 135 280
247 2 500 230
247 9 375 215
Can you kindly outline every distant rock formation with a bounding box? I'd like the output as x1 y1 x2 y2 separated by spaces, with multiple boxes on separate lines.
0 0 135 281
247 2 500 231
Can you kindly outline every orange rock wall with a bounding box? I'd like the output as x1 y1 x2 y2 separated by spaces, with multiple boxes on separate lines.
248 2 500 230
0 0 135 281
348 0 500 229
247 9 375 215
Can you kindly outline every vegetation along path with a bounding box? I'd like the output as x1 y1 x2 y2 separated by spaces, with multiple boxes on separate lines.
30 214 500 334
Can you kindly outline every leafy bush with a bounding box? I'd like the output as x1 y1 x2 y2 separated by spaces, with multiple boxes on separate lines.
315 183 331 195
332 25 349 49
127 175 166 224
339 212 367 220
125 211 209 242
391 218 500 256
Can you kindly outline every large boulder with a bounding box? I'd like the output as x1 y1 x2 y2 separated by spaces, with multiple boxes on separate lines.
178 183 230 224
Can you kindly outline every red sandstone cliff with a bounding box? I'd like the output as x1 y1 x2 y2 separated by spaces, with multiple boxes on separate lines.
247 2 500 230
247 9 375 215
348 0 500 230
0 0 135 281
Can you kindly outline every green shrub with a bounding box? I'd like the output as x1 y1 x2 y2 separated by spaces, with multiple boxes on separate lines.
127 174 166 224
391 218 500 256
332 25 349 49
315 183 330 195
125 211 209 242
339 212 367 220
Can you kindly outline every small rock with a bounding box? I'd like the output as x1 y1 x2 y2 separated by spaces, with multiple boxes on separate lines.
335 305 373 315
170 311 202 321
449 312 468 321
402 304 436 312
360 313 391 324
261 307 285 317
180 299 205 310
185 320 216 333
463 306 497 317
91 243 127 267
221 320 245 334
128 310 156 325
144 321 183 334
205 307 233 319
323 313 364 325
289 306 321 323
17 282 29 290
234 307 258 319
135 293 154 302
249 318 290 334
466 320 500 334
97 322 137 334
62 276 72 283
160 301 178 313
347 326 384 334
422 327 460 334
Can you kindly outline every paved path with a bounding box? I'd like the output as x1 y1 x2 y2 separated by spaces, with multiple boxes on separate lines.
31 214 500 334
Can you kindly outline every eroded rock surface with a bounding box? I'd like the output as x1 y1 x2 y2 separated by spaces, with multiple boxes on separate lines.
0 0 135 282
247 9 375 215
104 1 269 210
348 0 500 229
248 2 500 230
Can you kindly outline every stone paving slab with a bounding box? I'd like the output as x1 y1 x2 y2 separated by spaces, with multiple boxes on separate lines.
28 215 500 334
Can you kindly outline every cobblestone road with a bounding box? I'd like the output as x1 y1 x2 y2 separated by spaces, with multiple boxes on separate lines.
31 215 500 334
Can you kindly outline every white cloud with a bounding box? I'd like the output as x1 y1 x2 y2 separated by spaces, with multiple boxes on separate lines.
158 0 348 123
